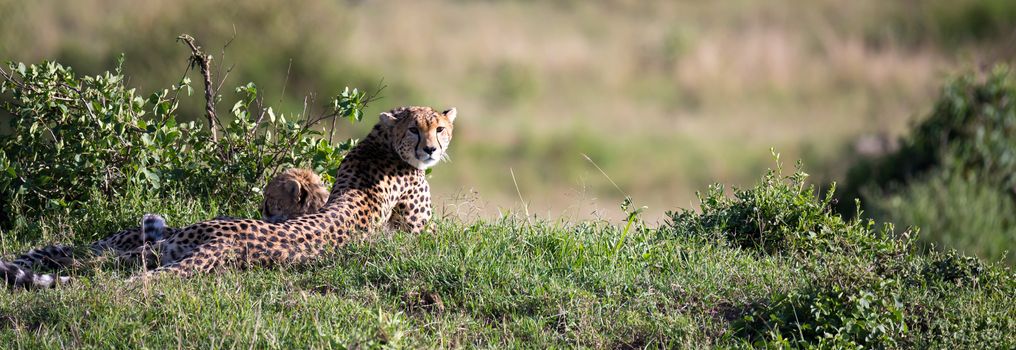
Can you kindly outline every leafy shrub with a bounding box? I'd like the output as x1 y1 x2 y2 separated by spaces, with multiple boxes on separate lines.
660 154 1012 348
842 66 1016 198
0 53 371 226
734 284 908 348
923 249 989 285
839 65 1016 263
667 154 886 254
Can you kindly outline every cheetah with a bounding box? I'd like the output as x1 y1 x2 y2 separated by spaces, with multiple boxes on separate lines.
261 168 330 224
1 167 330 288
3 106 456 288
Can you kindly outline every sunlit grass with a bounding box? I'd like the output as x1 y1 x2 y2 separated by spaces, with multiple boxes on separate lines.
2 170 1013 348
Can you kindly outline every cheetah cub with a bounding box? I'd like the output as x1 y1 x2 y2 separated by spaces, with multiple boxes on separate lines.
261 168 330 223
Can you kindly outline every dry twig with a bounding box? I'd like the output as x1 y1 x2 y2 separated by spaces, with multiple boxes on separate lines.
177 34 220 141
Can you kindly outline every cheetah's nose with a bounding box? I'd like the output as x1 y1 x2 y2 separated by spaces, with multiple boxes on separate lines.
422 146 437 155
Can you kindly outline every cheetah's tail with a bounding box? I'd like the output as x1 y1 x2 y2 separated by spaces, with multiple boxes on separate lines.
1 259 71 289
12 244 77 270
142 213 167 242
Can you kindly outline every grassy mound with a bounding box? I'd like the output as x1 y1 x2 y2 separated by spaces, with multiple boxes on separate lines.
1 163 1011 348
0 45 1011 349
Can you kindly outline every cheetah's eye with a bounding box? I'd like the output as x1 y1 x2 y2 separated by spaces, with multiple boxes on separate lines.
409 127 419 134
436 127 445 133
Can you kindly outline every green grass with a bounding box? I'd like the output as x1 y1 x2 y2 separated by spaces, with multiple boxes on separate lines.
1 2 1013 345
1 169 1012 348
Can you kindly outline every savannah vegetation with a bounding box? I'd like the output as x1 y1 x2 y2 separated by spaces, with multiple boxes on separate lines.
0 0 1015 348
3 0 1015 220
0 41 1014 348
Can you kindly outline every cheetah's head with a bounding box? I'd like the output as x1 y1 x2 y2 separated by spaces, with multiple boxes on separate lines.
261 168 330 223
380 106 457 170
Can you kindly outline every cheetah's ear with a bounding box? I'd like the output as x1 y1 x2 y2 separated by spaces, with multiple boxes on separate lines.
283 180 302 200
379 111 397 126
443 107 457 123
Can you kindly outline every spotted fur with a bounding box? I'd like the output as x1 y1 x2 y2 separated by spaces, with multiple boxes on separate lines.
262 168 330 223
2 168 329 289
10 214 171 273
0 262 71 289
2 214 168 289
3 106 456 288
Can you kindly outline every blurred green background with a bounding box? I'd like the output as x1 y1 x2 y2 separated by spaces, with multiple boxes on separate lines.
1 0 1014 232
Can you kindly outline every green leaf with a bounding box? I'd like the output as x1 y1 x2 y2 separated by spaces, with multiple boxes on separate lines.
232 100 245 115
140 167 161 188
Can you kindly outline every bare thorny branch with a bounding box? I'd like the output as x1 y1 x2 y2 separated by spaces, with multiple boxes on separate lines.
0 65 23 88
177 34 220 142
214 25 237 96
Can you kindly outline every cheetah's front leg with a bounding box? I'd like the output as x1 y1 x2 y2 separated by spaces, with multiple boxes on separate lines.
389 194 433 234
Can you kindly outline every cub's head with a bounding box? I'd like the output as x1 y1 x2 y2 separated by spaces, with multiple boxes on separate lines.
262 168 330 223
380 106 457 170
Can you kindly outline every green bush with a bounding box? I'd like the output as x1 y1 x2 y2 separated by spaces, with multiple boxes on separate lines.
839 65 1016 263
664 155 1015 348
923 249 990 286
735 284 908 349
667 154 891 255
0 54 371 227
